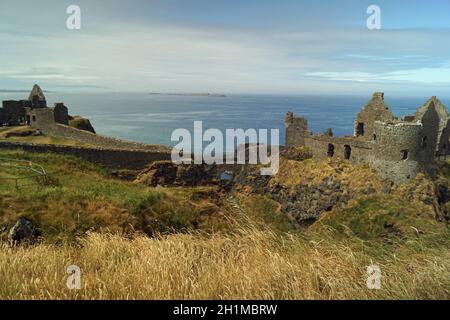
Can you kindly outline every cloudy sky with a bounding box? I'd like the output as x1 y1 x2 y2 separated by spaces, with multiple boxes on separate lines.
1 0 450 96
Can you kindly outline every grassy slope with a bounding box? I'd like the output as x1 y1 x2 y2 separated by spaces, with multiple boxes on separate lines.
0 150 449 299
0 150 235 243
0 126 93 147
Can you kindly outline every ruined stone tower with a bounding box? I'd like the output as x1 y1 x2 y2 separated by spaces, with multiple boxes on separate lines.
285 92 448 184
28 84 47 108
285 111 308 147
415 96 450 155
354 92 395 140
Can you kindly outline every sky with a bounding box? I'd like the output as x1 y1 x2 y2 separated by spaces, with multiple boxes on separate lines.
0 0 450 96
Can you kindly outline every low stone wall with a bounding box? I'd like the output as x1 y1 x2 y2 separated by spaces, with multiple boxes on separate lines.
0 141 171 170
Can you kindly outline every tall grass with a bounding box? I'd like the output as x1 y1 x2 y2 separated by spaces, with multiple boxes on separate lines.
0 227 448 300
1 150 449 299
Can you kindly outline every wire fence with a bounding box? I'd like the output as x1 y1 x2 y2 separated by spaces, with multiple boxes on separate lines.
0 157 47 189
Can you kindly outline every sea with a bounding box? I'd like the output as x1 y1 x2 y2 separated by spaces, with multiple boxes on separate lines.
1 92 449 148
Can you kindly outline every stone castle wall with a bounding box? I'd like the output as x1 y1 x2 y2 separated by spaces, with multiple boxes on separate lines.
285 93 443 184
285 114 373 164
370 122 426 184
302 134 372 163
0 141 171 170
285 113 308 147
285 117 436 184
0 100 28 125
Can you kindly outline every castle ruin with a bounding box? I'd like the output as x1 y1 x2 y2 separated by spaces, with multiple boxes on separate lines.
285 92 449 184
0 85 171 152
0 84 69 128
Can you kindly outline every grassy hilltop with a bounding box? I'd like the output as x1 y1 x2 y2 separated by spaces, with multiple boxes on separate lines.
0 149 449 299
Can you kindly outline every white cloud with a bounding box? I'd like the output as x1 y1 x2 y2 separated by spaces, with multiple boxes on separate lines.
306 64 450 85
1 23 450 94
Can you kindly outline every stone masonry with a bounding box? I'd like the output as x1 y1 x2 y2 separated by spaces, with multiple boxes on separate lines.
285 92 448 184
1 85 168 151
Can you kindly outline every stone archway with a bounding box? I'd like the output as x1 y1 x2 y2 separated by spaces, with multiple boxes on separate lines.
327 144 335 157
344 145 351 160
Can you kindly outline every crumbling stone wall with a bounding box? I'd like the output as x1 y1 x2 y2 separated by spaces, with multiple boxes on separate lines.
285 92 446 185
302 134 372 163
0 85 50 126
437 120 450 155
0 101 27 125
285 112 372 163
370 122 426 184
28 84 47 108
416 97 450 155
53 103 69 125
26 103 69 128
285 112 308 147
354 92 395 140
0 141 171 170
26 107 55 128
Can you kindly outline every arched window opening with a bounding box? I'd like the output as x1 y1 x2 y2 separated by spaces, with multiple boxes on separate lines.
356 122 365 136
344 145 352 160
327 144 335 157
401 150 409 160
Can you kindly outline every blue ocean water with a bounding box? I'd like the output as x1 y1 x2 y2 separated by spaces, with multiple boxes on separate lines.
2 92 449 147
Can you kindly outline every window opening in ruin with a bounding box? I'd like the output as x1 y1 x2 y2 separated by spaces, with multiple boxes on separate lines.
373 134 377 140
421 136 427 148
344 145 351 160
327 144 335 157
32 116 36 122
356 122 365 136
401 150 409 160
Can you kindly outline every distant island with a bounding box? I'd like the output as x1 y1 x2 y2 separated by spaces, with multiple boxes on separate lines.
0 89 52 93
149 92 227 98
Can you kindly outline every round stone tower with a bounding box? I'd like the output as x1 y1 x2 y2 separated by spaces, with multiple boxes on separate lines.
370 121 426 184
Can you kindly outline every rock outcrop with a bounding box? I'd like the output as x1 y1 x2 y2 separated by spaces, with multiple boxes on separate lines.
69 115 96 133
135 161 219 187
8 218 38 244
233 157 389 228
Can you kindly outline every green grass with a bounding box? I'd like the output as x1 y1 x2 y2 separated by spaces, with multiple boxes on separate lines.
0 150 449 299
237 194 295 233
311 195 450 259
0 150 235 243
0 126 93 147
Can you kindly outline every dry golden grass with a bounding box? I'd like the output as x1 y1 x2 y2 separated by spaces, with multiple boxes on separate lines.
273 157 384 192
1 151 449 300
0 227 448 300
